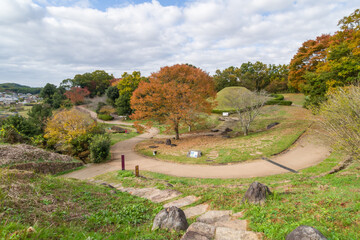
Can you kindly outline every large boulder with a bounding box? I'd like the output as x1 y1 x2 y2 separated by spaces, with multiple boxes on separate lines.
286 225 327 240
152 206 188 231
242 182 272 205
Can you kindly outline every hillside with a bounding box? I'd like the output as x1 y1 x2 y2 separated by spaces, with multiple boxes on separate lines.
0 83 42 94
0 169 181 239
214 86 252 110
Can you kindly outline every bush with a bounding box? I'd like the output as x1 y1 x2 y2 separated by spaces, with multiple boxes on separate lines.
96 102 107 114
98 114 114 121
266 100 292 106
270 94 284 100
89 134 111 163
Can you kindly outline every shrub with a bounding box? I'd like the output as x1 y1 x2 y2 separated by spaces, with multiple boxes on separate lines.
96 102 107 114
270 94 284 100
320 86 360 156
89 134 111 163
266 100 292 106
98 114 114 121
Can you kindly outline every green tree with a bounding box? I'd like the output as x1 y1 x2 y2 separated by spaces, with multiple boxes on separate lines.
105 86 119 106
40 83 67 109
27 103 52 133
71 70 113 97
115 71 147 115
213 66 241 92
239 61 270 91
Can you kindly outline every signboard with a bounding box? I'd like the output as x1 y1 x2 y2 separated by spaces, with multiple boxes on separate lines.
188 150 202 158
222 112 229 117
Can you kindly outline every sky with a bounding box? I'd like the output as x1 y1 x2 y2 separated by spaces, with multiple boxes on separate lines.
0 0 358 87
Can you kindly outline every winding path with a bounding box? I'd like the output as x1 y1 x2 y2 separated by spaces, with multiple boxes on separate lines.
64 107 330 180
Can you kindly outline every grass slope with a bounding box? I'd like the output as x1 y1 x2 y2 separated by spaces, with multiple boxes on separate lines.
95 153 360 240
0 169 182 239
214 86 251 111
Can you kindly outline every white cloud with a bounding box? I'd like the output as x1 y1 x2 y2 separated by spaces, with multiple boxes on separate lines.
0 0 358 87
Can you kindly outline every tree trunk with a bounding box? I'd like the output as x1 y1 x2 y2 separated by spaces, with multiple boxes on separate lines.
175 124 180 140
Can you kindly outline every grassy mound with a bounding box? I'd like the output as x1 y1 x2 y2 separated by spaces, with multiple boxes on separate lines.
0 144 83 174
214 86 252 111
0 169 181 239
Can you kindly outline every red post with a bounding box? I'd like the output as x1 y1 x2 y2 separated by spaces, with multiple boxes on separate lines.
121 155 125 170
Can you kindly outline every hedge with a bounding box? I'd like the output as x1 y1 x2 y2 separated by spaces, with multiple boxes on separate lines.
265 99 292 106
98 114 114 121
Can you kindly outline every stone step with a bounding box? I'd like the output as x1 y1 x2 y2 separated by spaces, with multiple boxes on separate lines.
214 227 262 240
214 219 248 231
184 203 209 219
197 210 233 224
181 222 215 240
163 195 200 208
146 189 182 203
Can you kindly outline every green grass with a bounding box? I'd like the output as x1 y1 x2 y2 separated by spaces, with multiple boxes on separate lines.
110 132 140 145
95 153 360 240
0 169 182 239
282 93 306 106
214 86 252 111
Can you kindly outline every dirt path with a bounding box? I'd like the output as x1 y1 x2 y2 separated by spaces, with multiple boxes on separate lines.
64 109 330 179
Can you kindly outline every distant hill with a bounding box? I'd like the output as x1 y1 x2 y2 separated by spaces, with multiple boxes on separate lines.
0 83 42 94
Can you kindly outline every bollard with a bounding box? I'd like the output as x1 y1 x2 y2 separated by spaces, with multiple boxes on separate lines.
121 155 125 170
135 165 139 177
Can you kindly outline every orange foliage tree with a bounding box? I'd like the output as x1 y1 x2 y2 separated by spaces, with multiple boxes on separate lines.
130 64 216 139
64 87 90 104
288 34 331 91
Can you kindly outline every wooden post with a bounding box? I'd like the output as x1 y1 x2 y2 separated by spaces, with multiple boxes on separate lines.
121 155 125 170
135 165 139 177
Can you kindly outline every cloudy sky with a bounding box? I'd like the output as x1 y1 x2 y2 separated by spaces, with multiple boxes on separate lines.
0 0 358 87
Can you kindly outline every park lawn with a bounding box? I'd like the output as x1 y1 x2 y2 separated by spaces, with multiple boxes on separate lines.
136 105 315 164
282 93 306 106
94 153 360 240
0 169 182 240
110 131 139 145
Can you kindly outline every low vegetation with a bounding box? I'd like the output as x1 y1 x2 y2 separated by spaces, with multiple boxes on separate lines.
95 153 360 240
0 169 182 239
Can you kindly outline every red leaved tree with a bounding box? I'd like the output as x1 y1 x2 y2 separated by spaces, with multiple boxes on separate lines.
288 34 331 91
130 64 216 139
64 87 90 104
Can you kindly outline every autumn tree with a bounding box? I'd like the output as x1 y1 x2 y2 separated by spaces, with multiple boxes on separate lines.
222 89 269 136
44 108 101 161
288 34 331 92
64 87 90 105
130 64 216 139
265 64 289 93
115 71 147 115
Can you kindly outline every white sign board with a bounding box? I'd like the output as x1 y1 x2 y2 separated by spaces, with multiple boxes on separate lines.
222 112 229 117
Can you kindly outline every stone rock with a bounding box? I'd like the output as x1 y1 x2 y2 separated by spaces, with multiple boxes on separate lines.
215 227 261 240
224 127 233 132
286 225 327 240
111 125 126 133
214 219 248 231
211 129 219 132
181 222 215 240
242 181 272 205
197 210 232 224
266 122 279 130
152 206 189 231
184 203 209 218
163 195 200 208
171 144 177 147
149 146 158 148
165 139 172 145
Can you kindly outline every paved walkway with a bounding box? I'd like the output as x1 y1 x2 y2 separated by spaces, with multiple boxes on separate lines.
64 109 330 179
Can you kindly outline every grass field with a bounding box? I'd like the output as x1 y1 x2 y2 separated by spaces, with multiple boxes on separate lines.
0 169 182 240
95 153 360 240
136 105 315 164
